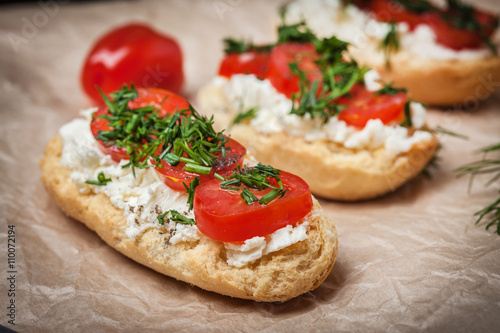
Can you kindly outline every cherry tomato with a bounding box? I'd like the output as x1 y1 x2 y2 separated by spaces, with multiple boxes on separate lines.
218 51 270 80
265 42 322 98
361 0 498 50
194 171 313 242
153 137 246 192
367 0 427 30
338 87 408 128
82 23 184 102
90 88 189 162
426 10 498 50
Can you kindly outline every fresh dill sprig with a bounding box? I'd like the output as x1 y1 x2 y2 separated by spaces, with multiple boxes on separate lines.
376 83 407 96
218 163 288 205
443 0 498 54
231 106 258 127
290 35 368 123
223 38 273 54
433 126 469 140
184 176 200 211
222 21 315 56
157 209 196 226
94 84 228 178
473 194 500 234
289 63 345 122
400 101 412 127
455 142 500 235
277 21 316 44
380 21 400 69
397 0 437 14
421 127 468 179
85 172 112 186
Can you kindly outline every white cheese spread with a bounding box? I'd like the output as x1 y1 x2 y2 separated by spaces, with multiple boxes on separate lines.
284 0 495 60
214 74 433 158
225 213 315 267
58 111 310 267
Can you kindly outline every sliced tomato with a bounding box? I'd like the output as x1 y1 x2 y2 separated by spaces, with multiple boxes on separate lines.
361 0 498 50
338 88 408 128
90 88 190 162
153 137 246 192
265 42 322 98
218 51 270 80
367 0 429 30
194 171 313 242
426 10 498 50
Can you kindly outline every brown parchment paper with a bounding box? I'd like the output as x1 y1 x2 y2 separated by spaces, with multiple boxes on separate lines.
1 0 500 332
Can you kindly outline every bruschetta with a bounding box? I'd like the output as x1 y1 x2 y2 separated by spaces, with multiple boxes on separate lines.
40 85 338 302
197 23 439 200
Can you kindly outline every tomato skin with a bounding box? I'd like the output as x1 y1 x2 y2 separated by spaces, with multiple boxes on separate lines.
194 171 313 242
426 13 478 50
90 88 189 162
368 0 427 30
82 23 184 102
153 137 246 192
338 88 407 128
219 51 270 80
426 10 498 50
358 0 498 50
265 42 322 98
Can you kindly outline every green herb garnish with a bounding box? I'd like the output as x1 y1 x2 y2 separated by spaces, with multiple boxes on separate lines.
85 172 112 186
219 163 288 205
433 126 469 140
380 21 400 69
94 84 228 178
397 0 437 14
223 38 273 54
184 176 200 212
231 106 258 127
400 101 413 127
222 21 315 56
277 21 316 44
290 35 369 123
455 142 500 234
376 83 407 96
422 127 468 179
158 209 196 226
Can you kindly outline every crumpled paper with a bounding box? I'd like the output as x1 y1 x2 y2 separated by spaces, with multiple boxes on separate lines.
1 0 499 331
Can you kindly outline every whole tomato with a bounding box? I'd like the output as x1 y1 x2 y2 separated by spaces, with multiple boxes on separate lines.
81 23 184 102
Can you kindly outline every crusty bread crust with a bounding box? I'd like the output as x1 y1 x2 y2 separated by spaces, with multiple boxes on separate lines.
349 46 500 106
198 83 439 201
40 135 338 302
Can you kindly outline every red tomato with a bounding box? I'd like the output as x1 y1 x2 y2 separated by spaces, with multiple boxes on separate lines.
153 137 246 192
194 171 313 242
362 0 498 50
90 88 190 162
82 23 184 102
338 88 408 128
368 0 427 30
265 42 322 98
426 10 498 50
218 51 270 79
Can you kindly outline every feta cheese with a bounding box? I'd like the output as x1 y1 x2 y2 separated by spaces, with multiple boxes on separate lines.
225 214 312 268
